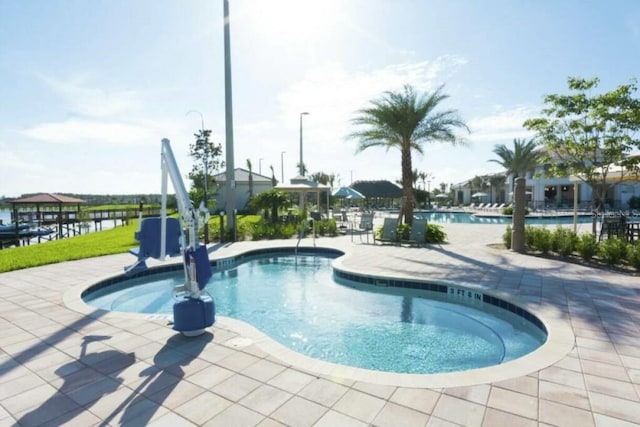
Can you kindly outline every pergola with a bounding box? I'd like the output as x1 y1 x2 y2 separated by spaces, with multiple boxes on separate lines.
10 193 86 239
275 176 331 217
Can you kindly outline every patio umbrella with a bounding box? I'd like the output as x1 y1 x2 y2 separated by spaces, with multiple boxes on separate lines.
332 186 365 200
472 192 489 198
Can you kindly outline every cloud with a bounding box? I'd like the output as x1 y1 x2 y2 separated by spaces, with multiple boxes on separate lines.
277 55 469 133
467 105 539 143
21 118 157 145
36 73 143 118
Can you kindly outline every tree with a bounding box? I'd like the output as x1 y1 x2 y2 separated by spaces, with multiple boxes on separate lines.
248 189 292 223
489 138 541 180
488 174 507 203
269 165 277 187
350 84 469 224
310 171 330 185
188 129 223 209
524 77 640 219
246 158 254 200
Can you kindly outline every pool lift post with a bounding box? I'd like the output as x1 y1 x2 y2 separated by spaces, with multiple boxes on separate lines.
160 138 214 336
125 138 214 336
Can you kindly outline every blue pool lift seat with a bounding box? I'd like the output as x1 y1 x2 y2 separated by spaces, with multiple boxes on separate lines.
125 217 182 274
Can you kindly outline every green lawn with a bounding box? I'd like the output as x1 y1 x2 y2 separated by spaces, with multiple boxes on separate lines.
0 215 263 273
0 221 139 273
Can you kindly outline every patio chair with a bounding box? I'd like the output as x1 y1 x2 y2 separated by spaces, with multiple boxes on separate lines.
375 217 398 245
403 219 427 246
351 211 374 243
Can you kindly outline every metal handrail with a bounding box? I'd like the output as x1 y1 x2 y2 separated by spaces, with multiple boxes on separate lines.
295 218 316 257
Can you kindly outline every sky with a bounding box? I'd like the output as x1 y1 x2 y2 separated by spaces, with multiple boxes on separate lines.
1 0 640 198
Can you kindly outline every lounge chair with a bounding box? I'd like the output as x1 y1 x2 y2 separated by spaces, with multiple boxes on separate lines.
375 217 398 245
403 219 427 246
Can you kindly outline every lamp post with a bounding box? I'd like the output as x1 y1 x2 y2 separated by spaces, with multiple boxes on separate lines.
299 112 309 176
186 109 209 244
280 151 286 183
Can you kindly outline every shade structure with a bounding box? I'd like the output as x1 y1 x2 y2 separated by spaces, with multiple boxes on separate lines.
434 194 450 199
332 186 365 200
472 192 489 198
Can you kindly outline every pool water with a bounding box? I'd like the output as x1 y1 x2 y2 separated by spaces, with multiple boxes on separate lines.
414 211 592 225
84 254 547 374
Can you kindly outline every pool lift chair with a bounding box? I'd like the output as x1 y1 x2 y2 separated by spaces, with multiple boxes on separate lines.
125 138 214 336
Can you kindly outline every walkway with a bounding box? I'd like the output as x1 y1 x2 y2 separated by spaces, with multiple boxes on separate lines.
1 223 639 426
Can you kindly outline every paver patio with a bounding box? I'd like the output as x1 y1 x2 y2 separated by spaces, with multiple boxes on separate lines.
1 221 639 426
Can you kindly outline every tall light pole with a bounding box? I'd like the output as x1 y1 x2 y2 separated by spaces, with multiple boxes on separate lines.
186 109 209 244
299 112 309 176
223 0 236 237
280 151 286 183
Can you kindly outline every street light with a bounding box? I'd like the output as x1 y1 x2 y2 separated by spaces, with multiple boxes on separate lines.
280 151 286 183
186 109 209 244
299 112 309 176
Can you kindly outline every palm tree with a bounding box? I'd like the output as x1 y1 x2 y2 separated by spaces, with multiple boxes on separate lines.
246 158 254 199
269 165 277 187
488 174 507 203
490 138 541 180
350 84 469 224
249 189 292 222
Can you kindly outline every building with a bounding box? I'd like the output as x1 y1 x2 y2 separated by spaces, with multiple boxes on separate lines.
454 155 640 210
212 168 274 212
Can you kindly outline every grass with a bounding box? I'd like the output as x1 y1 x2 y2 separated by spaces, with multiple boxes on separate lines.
0 214 262 273
0 221 138 273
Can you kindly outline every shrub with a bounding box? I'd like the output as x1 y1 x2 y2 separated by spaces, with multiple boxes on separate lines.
627 243 640 270
524 225 536 248
503 226 512 249
249 221 297 240
502 206 529 215
597 237 628 265
314 219 338 237
551 227 578 257
576 233 598 261
398 224 411 241
425 223 447 243
528 226 552 254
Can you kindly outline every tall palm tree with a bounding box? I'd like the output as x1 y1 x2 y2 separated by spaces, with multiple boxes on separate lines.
490 138 541 180
350 84 469 224
246 158 254 199
269 165 277 187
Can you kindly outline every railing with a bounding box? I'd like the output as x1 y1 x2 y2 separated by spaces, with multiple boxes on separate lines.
295 219 316 259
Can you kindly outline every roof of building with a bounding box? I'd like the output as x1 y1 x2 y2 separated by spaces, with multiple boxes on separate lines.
351 180 403 198
10 193 87 204
213 168 274 183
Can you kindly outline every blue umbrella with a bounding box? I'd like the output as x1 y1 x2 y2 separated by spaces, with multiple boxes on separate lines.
332 186 365 200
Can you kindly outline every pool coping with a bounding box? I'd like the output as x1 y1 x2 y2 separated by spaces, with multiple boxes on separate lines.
63 244 576 389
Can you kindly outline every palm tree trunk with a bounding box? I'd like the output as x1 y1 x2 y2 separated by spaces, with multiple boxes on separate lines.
401 144 413 225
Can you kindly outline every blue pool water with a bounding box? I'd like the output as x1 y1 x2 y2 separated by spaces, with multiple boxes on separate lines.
84 253 547 374
415 211 592 225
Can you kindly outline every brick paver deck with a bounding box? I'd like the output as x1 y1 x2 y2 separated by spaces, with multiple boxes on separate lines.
1 221 639 426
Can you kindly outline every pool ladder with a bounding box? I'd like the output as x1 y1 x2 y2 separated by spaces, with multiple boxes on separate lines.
295 219 316 260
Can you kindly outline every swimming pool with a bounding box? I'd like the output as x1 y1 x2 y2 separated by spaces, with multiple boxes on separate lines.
83 250 547 375
414 211 592 225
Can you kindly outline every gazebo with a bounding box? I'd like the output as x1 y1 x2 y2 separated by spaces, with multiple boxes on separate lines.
10 193 87 240
275 176 331 217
